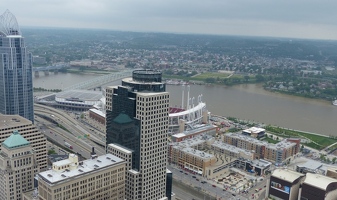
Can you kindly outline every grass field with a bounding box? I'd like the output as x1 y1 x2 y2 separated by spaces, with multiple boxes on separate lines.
265 126 337 150
193 72 232 79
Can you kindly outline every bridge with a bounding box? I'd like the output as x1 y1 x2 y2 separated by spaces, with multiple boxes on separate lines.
63 69 134 91
36 69 135 100
33 63 70 77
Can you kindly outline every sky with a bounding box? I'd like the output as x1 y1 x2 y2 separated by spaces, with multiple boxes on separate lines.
2 0 337 40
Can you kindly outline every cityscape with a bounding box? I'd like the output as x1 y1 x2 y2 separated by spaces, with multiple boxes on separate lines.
1 3 337 200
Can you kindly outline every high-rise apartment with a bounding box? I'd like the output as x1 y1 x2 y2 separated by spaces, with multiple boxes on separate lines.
106 70 169 200
0 115 47 171
0 10 34 123
0 131 39 200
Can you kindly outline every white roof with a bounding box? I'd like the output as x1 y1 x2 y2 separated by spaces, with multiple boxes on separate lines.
108 143 133 154
297 159 322 170
172 133 186 138
304 173 337 190
169 102 206 117
53 159 72 167
89 108 105 117
39 154 124 184
243 127 265 133
272 169 304 183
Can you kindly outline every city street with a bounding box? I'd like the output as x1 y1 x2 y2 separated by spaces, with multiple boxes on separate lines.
168 165 248 200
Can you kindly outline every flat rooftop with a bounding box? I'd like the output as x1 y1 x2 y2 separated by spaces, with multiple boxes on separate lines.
56 89 102 101
243 127 265 134
272 169 304 183
0 114 31 127
304 173 337 190
296 159 323 170
211 140 254 156
39 154 124 185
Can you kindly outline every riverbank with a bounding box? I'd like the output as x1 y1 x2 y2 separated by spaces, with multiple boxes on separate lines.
212 115 337 151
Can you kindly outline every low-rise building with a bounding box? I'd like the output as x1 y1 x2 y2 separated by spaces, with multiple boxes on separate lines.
37 152 125 200
223 133 300 164
242 127 265 139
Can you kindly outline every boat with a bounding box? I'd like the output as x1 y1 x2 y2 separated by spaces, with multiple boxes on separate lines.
333 100 337 106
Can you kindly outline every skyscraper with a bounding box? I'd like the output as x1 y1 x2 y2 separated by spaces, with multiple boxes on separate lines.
106 70 169 200
0 10 34 123
0 130 39 200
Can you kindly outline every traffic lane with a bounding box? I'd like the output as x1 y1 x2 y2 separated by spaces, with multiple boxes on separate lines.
169 165 248 200
170 167 230 199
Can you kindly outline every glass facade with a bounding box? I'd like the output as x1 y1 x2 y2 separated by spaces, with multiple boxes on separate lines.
0 11 34 123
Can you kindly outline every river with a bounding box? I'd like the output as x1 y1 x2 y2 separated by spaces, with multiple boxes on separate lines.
33 73 337 136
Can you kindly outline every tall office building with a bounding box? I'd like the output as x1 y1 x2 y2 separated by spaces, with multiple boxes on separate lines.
0 130 39 200
0 10 34 123
0 115 47 171
106 70 169 200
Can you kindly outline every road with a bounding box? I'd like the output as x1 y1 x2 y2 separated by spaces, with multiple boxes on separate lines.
168 165 248 200
34 104 106 158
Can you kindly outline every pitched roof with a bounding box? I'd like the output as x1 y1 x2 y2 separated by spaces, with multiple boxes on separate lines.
113 112 133 124
2 130 30 149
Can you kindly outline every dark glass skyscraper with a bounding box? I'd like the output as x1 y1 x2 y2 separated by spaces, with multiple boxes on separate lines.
0 10 34 123
106 70 169 200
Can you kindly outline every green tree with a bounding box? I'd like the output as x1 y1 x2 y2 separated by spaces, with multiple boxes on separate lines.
244 75 250 82
255 74 265 82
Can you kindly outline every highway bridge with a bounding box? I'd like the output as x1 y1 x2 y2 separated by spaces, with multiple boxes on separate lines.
34 104 106 158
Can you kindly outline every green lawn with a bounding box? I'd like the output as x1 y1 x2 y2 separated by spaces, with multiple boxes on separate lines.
193 72 232 79
265 126 337 150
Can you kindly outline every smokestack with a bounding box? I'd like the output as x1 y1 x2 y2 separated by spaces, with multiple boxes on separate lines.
91 147 97 159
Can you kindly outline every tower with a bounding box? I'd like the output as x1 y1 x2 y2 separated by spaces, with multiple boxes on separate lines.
0 130 39 200
0 10 34 123
106 70 169 200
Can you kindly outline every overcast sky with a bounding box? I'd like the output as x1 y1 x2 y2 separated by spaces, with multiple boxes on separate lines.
2 0 337 40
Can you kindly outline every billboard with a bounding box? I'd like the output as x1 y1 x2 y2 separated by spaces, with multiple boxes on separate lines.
271 181 290 194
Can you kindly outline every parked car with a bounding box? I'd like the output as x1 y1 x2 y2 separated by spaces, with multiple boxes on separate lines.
212 185 216 187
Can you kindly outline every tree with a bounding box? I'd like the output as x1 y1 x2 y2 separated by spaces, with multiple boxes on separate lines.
255 74 265 82
332 157 336 164
300 145 304 152
244 75 250 82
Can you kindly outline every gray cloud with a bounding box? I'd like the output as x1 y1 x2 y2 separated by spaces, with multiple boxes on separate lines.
2 0 337 39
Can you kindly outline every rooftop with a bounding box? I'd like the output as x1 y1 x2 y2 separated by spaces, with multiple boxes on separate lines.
272 169 304 183
39 154 124 185
296 159 323 170
56 89 102 101
2 130 30 149
304 173 337 190
242 127 265 134
0 114 31 128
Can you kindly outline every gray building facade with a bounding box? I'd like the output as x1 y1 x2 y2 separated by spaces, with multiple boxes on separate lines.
0 10 34 123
